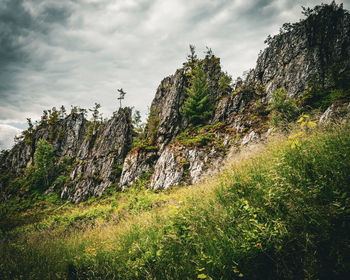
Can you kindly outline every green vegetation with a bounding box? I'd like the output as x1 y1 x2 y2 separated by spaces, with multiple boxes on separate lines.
175 123 227 152
85 103 103 141
33 140 55 190
218 73 233 96
132 108 160 149
1 122 349 279
301 64 350 110
268 88 300 128
182 65 213 126
0 142 74 232
183 44 198 73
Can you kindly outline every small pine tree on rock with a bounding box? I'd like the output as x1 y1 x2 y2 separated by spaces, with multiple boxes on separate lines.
182 65 212 125
34 139 55 189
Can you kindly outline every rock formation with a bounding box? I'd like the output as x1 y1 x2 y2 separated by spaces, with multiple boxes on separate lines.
1 2 349 201
121 3 350 190
245 3 350 98
1 108 133 203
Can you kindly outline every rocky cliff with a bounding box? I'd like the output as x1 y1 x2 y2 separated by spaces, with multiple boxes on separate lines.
246 3 350 98
121 2 350 191
1 108 133 203
1 2 349 202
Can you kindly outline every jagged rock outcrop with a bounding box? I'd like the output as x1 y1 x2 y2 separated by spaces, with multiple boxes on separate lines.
245 3 350 98
319 102 350 123
1 113 88 174
149 56 225 152
119 148 158 189
123 3 350 191
120 56 228 188
151 143 225 190
1 108 133 203
149 69 188 152
62 108 133 202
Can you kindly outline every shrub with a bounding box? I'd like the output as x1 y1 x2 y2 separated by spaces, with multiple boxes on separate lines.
218 73 233 96
145 108 160 146
301 65 350 109
268 88 300 128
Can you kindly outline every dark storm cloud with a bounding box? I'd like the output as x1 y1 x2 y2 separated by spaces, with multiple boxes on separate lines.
1 0 350 150
0 0 73 98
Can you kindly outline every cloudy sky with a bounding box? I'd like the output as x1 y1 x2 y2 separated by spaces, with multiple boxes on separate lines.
1 0 349 149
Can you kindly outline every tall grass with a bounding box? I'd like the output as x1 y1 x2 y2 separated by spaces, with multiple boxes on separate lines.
1 124 349 279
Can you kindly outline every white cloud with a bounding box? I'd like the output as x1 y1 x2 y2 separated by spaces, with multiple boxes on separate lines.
0 124 22 150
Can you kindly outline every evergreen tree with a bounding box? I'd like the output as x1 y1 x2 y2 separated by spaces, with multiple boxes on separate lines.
218 73 233 95
183 44 198 72
132 110 142 128
70 106 78 117
40 110 48 125
47 107 59 125
59 105 66 119
90 103 101 123
182 65 212 125
86 103 102 138
146 108 160 145
117 88 126 108
34 139 55 189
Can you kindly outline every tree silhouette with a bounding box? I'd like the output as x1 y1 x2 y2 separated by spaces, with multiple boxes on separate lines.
117 88 127 108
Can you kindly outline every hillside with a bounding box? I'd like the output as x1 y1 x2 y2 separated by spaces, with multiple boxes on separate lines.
1 2 350 279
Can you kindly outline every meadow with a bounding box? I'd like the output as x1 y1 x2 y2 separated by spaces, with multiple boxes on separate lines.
1 122 349 279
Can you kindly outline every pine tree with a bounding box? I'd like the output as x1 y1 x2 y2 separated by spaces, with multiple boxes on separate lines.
182 65 212 125
34 140 55 189
183 44 198 73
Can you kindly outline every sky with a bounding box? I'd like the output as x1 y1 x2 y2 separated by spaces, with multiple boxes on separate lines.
1 0 349 150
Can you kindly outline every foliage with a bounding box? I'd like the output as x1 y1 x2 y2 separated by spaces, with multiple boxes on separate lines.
264 2 347 46
117 88 127 108
218 73 233 96
131 107 160 149
177 132 214 148
183 44 198 72
22 118 34 145
301 64 350 110
111 164 123 179
1 124 349 279
47 107 59 126
145 108 160 146
85 103 103 141
33 140 55 190
268 88 300 128
175 123 227 155
132 110 142 129
59 105 66 119
182 65 213 126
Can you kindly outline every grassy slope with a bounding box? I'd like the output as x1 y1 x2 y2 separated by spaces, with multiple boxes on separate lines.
0 123 350 279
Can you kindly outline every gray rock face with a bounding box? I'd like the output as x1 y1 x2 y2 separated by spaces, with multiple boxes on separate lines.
151 146 184 190
150 143 227 190
1 113 88 174
319 102 350 123
242 131 259 146
144 5 350 191
63 108 133 202
149 69 188 152
245 5 350 99
1 108 133 203
119 148 158 189
148 56 225 152
119 56 227 189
